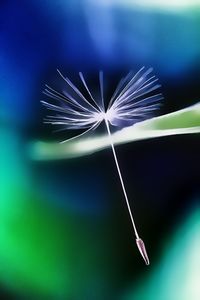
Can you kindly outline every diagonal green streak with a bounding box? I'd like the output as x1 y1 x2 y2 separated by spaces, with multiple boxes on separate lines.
31 103 200 161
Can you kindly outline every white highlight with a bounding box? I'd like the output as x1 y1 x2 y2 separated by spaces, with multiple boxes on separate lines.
93 0 200 9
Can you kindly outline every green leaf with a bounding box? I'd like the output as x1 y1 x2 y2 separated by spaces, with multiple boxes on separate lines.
31 103 200 161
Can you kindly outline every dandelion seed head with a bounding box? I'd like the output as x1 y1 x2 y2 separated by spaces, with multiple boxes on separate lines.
41 66 160 265
42 67 163 142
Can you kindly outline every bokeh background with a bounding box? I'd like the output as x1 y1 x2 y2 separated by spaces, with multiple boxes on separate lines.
0 1 200 299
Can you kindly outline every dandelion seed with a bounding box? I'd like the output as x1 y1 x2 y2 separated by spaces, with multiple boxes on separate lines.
41 67 164 265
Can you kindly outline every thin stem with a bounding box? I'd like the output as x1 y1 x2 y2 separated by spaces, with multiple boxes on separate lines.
105 118 139 239
105 118 150 265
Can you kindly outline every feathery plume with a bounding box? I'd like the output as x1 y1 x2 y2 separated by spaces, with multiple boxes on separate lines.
41 67 163 265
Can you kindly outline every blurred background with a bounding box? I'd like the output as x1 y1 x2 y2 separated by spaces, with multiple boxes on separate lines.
0 0 200 299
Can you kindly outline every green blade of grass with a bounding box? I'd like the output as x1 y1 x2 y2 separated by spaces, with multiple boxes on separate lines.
31 103 200 161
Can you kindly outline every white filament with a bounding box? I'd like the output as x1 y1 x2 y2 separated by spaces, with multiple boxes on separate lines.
105 117 139 239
